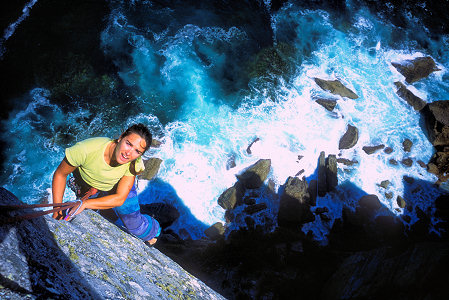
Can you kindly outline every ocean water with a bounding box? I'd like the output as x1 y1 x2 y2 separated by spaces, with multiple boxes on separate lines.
1 0 448 242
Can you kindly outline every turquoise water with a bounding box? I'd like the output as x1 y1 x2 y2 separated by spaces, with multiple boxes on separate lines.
1 0 448 241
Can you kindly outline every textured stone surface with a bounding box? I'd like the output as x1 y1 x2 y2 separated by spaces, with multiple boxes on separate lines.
0 188 225 300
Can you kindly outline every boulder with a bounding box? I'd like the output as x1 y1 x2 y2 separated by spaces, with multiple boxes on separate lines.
314 78 358 99
391 56 440 84
357 194 382 219
402 138 413 152
315 98 337 111
427 151 449 183
384 147 393 154
217 182 244 210
278 176 314 227
336 158 358 166
338 124 359 150
237 159 271 189
394 81 427 111
204 222 225 240
0 188 225 299
421 100 449 149
401 158 413 167
139 157 163 180
396 195 407 208
362 144 385 155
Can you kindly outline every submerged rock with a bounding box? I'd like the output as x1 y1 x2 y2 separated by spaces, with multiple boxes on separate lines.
391 56 440 84
314 78 358 99
0 188 225 300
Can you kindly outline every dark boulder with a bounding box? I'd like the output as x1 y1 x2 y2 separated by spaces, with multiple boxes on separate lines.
326 154 338 193
204 222 225 240
217 182 245 210
338 124 359 150
362 144 385 154
315 98 337 111
139 157 163 180
391 56 440 84
421 100 449 149
278 176 314 227
236 159 271 189
314 78 358 99
394 81 427 111
402 138 413 152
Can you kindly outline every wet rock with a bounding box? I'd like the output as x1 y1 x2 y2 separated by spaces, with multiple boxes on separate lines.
384 147 393 154
139 157 162 180
307 179 318 207
401 158 413 167
295 169 305 176
389 159 398 165
204 222 226 240
403 175 415 184
218 182 244 210
394 81 427 111
417 160 427 168
338 124 359 150
226 154 236 169
357 194 382 220
396 195 406 208
379 180 390 189
421 100 449 148
362 144 385 154
391 56 440 84
326 154 338 193
246 137 260 154
402 138 413 152
336 158 358 166
315 98 337 111
318 152 327 197
151 139 162 148
314 78 358 99
427 151 449 183
237 159 271 189
278 176 314 227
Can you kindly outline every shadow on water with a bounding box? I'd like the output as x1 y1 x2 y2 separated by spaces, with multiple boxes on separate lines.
137 178 210 240
164 153 449 299
0 187 101 299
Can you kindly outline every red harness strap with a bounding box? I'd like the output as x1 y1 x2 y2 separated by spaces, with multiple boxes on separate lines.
0 202 78 225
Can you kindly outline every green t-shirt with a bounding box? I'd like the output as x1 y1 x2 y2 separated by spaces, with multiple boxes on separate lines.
65 137 144 191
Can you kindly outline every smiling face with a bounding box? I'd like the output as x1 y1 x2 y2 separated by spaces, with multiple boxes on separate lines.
114 132 147 165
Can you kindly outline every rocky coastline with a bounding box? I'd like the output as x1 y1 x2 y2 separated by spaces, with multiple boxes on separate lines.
1 1 449 299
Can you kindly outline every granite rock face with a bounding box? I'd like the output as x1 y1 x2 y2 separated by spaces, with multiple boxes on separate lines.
0 188 224 300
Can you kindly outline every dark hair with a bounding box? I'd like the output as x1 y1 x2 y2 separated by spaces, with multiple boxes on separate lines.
120 123 152 153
